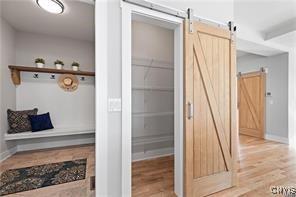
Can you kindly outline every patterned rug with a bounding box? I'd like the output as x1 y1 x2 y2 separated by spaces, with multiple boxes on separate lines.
0 159 87 196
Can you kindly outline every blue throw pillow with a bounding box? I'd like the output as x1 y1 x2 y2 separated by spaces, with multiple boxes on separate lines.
29 112 54 132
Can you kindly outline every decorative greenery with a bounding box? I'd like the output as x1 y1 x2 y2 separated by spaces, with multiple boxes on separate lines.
54 60 64 66
35 58 45 64
72 62 80 67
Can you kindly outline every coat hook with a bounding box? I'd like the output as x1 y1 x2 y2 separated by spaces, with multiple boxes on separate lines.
33 73 39 78
50 74 56 79
80 76 85 81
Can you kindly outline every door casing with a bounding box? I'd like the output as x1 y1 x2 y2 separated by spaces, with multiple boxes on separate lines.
121 2 184 196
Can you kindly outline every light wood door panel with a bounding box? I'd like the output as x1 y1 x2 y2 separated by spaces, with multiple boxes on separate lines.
238 71 266 138
184 20 238 197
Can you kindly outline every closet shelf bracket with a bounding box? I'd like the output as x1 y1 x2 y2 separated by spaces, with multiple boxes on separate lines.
10 67 21 85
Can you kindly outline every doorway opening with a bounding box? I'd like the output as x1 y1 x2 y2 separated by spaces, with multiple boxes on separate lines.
121 3 183 196
131 16 175 196
238 69 266 138
122 2 237 196
236 49 289 143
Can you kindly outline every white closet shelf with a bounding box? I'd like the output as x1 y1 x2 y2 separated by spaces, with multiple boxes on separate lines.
132 134 173 146
132 57 174 70
5 127 95 141
132 64 174 70
132 112 173 117
132 86 174 91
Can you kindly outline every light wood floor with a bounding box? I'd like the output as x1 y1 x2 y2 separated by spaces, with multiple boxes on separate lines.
1 135 296 197
132 135 296 197
132 155 175 197
0 144 95 197
212 135 296 197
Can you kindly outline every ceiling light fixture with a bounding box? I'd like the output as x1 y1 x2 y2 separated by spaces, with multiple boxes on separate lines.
36 0 64 14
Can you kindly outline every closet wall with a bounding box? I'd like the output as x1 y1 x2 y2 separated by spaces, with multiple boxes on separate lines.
0 17 17 161
132 21 174 160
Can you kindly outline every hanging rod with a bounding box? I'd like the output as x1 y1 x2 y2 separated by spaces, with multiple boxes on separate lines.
123 0 229 29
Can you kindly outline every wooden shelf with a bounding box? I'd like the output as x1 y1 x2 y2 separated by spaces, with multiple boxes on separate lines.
8 65 95 85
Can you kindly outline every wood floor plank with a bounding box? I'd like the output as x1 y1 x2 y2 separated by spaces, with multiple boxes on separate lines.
132 156 175 197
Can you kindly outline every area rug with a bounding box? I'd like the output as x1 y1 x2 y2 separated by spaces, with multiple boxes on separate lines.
0 159 87 196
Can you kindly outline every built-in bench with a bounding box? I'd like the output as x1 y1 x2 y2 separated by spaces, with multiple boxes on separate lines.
5 127 95 141
1 127 95 160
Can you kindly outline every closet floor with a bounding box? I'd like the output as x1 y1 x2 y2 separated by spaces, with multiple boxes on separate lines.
0 144 95 197
132 156 175 197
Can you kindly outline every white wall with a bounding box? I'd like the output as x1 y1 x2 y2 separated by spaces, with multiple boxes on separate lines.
132 21 174 62
233 0 296 148
13 32 95 150
16 32 95 72
237 53 289 141
96 0 234 196
16 82 95 129
289 48 296 147
0 17 17 161
132 21 174 159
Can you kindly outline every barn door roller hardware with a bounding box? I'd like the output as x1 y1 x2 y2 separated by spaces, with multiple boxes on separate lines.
228 21 237 41
187 8 194 33
122 0 229 29
260 67 267 73
228 21 237 32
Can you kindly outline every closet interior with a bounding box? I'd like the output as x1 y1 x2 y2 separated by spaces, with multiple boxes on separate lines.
131 18 175 196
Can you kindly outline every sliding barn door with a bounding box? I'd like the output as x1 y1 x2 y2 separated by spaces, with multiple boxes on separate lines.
238 71 266 138
184 20 238 197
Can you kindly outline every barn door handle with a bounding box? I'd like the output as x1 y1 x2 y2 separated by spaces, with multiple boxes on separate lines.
187 102 193 119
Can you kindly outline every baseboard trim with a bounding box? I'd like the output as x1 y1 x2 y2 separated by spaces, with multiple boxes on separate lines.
132 134 173 146
0 146 17 162
265 134 289 144
17 137 95 152
1 136 95 162
132 147 174 162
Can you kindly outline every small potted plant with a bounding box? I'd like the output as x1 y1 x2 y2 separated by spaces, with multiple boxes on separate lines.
54 60 64 70
72 62 80 71
35 58 45 68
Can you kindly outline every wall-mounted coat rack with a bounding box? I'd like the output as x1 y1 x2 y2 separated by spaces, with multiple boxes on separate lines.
8 65 95 85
